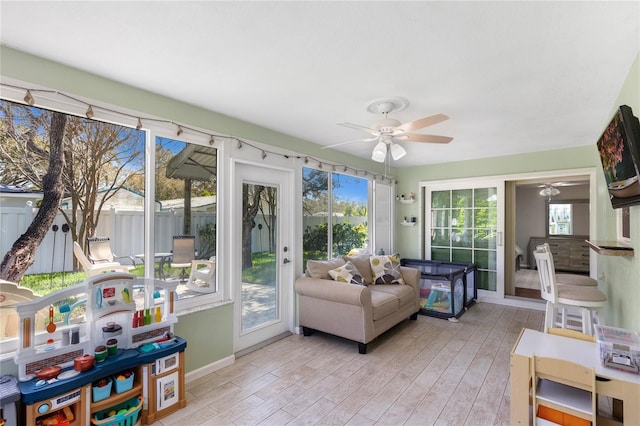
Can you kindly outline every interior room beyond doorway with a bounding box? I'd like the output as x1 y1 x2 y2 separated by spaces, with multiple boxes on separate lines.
512 175 591 300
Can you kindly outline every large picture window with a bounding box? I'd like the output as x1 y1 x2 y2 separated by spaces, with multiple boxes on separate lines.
302 167 369 265
0 97 220 353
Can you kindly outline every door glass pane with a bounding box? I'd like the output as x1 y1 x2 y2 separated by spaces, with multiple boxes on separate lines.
242 183 278 331
430 187 498 291
431 191 451 208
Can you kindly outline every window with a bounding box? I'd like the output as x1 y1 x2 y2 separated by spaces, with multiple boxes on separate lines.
302 167 369 264
618 206 631 243
0 96 221 353
0 98 145 350
153 137 219 302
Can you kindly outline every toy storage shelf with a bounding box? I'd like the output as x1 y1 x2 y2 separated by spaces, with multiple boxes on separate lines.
401 259 477 320
90 367 142 414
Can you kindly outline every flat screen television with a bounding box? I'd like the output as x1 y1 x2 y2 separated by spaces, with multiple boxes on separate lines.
596 105 640 209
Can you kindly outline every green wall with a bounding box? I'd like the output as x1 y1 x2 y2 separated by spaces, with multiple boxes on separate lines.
396 53 640 331
593 54 639 330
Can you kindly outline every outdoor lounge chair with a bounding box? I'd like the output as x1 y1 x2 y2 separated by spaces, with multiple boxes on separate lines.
170 235 196 281
73 241 130 276
186 257 216 293
87 237 136 271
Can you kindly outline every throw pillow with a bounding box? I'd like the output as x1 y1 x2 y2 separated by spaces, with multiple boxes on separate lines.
328 261 366 286
306 258 346 279
370 254 405 285
343 251 373 284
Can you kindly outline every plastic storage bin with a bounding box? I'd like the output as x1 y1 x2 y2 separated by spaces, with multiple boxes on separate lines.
113 371 134 393
400 259 477 320
91 396 143 426
595 324 640 374
92 378 112 402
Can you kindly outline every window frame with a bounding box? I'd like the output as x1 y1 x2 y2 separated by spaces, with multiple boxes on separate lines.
0 85 226 325
617 206 631 244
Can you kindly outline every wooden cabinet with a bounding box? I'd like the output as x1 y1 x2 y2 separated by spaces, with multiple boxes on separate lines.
528 237 590 273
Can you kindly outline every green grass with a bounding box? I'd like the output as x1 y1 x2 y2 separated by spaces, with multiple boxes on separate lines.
242 252 276 285
20 252 276 296
20 265 144 296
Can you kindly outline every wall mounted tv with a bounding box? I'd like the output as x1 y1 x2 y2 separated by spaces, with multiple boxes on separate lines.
596 105 640 209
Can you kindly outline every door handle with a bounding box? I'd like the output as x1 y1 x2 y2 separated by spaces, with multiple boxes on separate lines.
283 258 290 264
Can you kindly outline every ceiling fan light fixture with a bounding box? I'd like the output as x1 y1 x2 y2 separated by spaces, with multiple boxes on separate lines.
539 186 560 197
372 141 387 162
390 143 407 160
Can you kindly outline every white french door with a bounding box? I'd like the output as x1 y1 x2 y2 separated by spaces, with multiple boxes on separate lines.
424 180 505 300
232 162 294 352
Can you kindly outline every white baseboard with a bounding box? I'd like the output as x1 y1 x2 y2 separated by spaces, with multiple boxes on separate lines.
184 354 235 384
478 296 545 311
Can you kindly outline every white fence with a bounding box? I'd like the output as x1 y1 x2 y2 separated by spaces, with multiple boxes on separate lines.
1 206 366 275
0 206 216 275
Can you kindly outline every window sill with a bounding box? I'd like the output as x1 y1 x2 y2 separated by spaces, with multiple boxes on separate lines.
176 299 233 317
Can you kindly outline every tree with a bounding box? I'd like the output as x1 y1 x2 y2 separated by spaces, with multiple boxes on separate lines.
1 100 144 270
0 112 67 282
258 187 277 252
242 184 265 269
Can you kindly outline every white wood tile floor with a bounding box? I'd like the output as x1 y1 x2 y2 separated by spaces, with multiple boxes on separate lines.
150 302 547 425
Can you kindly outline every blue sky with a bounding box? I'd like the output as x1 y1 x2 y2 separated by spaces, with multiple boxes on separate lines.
333 174 368 203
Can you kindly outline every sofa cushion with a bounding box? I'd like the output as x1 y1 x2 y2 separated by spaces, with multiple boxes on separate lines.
370 254 405 285
370 290 399 320
343 252 373 284
306 258 346 279
328 261 366 286
373 284 415 307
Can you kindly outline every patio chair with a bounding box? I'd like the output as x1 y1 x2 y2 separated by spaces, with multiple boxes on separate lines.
186 256 216 293
170 235 196 281
73 241 130 276
87 237 136 271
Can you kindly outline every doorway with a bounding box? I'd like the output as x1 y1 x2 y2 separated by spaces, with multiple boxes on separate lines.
233 162 294 352
511 174 591 300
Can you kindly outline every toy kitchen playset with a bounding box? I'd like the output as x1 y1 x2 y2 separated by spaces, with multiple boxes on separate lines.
13 272 187 425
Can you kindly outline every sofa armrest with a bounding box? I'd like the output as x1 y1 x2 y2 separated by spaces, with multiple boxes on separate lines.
295 276 371 307
400 266 421 300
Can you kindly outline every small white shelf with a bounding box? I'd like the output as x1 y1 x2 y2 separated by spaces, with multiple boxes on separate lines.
400 221 416 227
399 199 415 204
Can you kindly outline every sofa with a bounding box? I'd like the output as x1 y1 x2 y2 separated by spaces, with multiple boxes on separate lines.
294 252 421 354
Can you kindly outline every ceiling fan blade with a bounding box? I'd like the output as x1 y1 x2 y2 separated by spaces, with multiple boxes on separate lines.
404 133 453 144
396 113 449 133
322 136 378 149
337 122 379 135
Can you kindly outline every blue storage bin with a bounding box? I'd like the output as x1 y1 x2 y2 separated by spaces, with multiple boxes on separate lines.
92 378 112 402
113 372 134 393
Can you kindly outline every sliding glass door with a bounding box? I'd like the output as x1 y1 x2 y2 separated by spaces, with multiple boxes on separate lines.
424 181 505 299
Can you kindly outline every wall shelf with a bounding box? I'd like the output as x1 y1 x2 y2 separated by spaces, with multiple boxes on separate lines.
399 199 415 204
585 240 634 257
400 221 416 227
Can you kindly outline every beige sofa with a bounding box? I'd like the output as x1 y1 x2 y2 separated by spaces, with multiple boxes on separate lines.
294 253 421 354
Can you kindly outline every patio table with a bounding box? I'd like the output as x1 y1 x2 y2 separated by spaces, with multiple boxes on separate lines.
134 252 172 280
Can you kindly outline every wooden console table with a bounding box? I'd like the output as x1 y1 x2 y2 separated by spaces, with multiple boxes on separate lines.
510 328 640 425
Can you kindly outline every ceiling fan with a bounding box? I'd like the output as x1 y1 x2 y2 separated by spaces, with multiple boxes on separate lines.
324 97 453 163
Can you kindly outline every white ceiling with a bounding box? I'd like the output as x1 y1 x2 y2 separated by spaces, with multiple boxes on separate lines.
1 1 638 167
